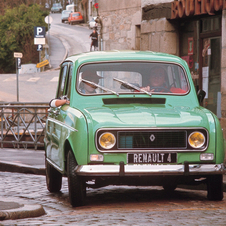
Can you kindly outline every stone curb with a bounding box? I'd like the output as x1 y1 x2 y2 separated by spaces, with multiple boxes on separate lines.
0 204 45 221
0 161 45 175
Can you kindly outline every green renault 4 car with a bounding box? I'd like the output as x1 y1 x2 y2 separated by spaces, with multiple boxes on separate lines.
44 51 225 207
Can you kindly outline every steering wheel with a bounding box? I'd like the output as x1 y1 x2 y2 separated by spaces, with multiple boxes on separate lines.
150 86 172 93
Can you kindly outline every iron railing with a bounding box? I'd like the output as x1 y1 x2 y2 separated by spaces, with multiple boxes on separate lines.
0 103 49 150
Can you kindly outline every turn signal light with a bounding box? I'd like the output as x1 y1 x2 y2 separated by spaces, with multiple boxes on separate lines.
200 153 214 161
90 154 103 161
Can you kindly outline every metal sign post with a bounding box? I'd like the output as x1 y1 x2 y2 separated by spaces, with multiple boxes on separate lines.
14 52 23 102
16 60 19 102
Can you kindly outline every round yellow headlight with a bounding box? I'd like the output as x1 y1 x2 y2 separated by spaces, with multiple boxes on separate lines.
188 132 205 148
99 132 116 149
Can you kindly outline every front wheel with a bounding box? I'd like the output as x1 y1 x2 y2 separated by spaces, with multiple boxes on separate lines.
67 150 86 207
45 158 62 192
207 175 223 201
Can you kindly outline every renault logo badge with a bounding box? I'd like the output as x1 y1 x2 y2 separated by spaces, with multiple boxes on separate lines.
150 134 155 141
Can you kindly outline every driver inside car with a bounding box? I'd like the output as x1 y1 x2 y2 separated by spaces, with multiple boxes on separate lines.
80 71 101 94
141 66 186 93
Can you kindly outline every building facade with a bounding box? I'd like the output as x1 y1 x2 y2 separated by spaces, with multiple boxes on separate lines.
98 0 141 50
98 0 226 140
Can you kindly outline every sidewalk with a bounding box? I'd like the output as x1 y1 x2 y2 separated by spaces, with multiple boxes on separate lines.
0 148 45 175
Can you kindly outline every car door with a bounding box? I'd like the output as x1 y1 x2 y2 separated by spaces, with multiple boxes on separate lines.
47 62 71 169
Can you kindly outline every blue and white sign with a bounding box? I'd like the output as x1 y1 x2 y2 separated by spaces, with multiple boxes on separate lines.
34 26 46 38
37 44 43 51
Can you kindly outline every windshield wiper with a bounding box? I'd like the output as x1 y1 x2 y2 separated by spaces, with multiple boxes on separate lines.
113 77 152 96
82 79 119 96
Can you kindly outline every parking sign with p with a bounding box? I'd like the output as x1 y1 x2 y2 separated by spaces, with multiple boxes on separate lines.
34 26 46 45
34 26 46 38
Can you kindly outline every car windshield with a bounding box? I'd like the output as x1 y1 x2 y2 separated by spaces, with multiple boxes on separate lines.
77 62 189 95
73 13 80 16
53 3 61 7
62 10 71 15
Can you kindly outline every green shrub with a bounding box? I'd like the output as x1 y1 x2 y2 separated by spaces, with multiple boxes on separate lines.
0 4 48 73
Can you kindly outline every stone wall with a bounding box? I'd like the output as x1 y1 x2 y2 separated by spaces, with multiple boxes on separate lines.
140 18 178 55
98 0 141 50
98 0 178 54
221 10 226 140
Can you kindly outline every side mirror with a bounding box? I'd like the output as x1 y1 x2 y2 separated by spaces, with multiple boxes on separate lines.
197 90 206 104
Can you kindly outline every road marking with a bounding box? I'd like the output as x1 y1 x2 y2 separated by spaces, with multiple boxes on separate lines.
50 77 58 82
3 78 16 82
27 77 40 82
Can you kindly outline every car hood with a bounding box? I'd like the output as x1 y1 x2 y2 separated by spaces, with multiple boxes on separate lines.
83 104 211 128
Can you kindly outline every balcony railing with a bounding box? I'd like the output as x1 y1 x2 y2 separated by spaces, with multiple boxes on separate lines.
0 103 49 150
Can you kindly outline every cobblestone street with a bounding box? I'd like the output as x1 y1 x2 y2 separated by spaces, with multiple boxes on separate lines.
1 172 226 225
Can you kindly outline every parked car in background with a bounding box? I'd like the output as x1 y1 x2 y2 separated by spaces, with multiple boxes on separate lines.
68 12 83 25
51 3 62 13
88 16 97 29
61 10 72 23
44 51 226 207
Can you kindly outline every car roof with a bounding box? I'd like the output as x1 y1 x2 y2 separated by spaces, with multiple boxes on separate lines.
66 50 187 67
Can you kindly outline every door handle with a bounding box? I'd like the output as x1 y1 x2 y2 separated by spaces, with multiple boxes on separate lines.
53 109 60 115
48 108 54 113
48 108 60 115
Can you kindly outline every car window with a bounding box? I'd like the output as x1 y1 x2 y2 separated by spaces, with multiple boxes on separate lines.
66 63 73 99
57 63 69 98
77 62 189 95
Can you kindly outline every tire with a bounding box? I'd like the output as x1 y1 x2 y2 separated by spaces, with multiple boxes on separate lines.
207 174 223 201
67 150 86 207
45 158 62 192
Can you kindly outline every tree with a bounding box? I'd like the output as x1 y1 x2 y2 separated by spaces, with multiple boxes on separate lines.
81 0 88 22
0 4 48 73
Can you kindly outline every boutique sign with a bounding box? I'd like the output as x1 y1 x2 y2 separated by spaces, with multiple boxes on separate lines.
171 0 226 19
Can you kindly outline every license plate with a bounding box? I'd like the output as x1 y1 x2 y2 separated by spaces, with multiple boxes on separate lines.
127 153 177 164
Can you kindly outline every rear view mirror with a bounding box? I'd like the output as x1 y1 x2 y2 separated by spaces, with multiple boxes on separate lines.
197 90 206 104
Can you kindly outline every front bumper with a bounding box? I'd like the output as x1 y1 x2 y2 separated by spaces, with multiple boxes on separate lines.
75 163 226 177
